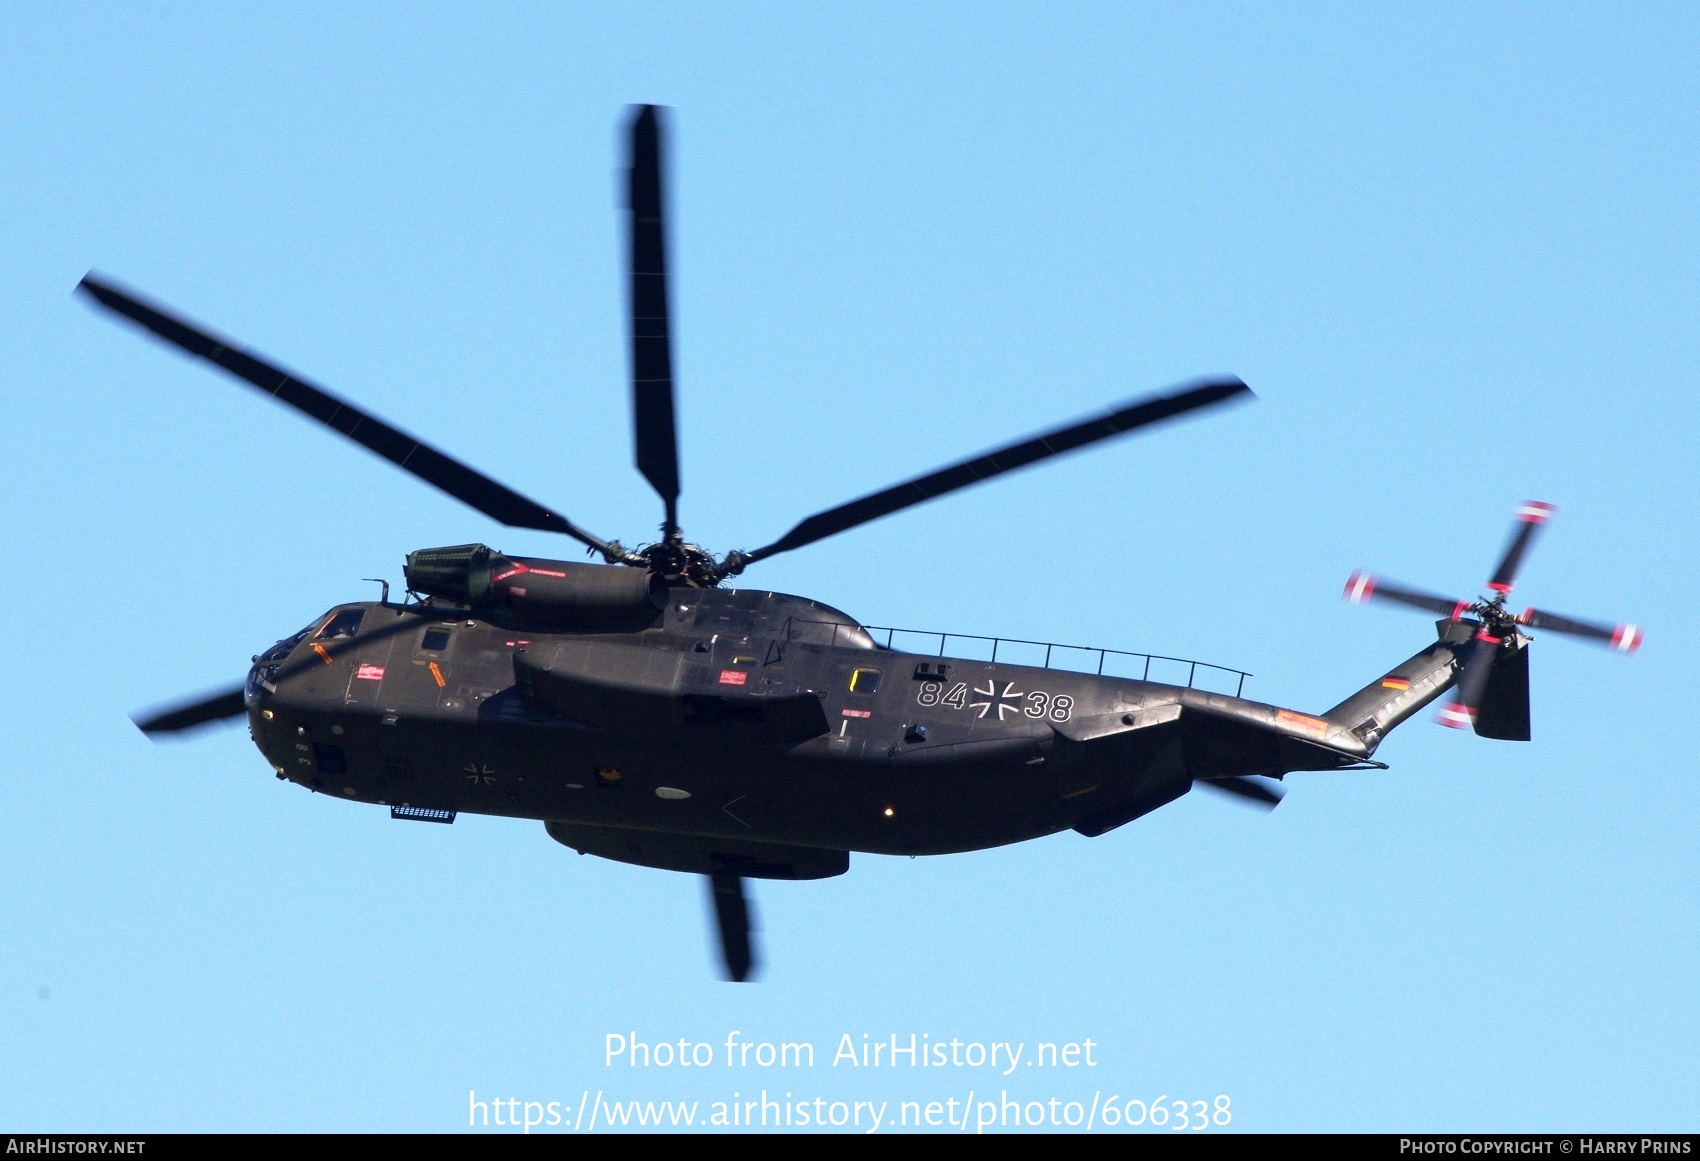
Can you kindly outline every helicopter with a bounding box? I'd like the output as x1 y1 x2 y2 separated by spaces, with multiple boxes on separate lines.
81 106 1642 982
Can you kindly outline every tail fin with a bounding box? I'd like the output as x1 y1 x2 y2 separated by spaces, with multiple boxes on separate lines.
1470 635 1530 740
1323 621 1466 753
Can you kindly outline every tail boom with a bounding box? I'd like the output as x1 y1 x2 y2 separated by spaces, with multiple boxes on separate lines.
1322 620 1469 753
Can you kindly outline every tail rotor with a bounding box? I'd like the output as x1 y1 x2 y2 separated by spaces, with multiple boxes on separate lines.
1345 503 1640 739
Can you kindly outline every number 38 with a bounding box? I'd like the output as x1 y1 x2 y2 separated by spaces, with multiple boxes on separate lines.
1024 691 1073 722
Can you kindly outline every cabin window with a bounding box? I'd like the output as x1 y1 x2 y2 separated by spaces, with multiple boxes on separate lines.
421 627 452 652
316 609 365 640
849 667 882 695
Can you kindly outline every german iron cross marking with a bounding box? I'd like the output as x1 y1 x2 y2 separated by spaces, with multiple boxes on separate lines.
970 680 1024 720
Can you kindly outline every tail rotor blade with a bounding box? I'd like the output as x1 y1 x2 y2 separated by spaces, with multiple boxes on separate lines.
1487 501 1555 594
1438 629 1500 730
627 104 681 538
134 686 247 736
1196 775 1284 809
1344 572 1469 619
1521 608 1643 653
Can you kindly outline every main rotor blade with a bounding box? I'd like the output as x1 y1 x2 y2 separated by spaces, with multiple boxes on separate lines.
77 274 618 557
1196 775 1284 809
1520 607 1643 653
134 686 247 736
1344 572 1468 619
738 378 1252 565
706 871 757 983
627 105 680 537
1438 628 1499 730
1487 501 1555 594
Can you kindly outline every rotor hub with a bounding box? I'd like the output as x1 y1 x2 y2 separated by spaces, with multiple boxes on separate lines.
1471 595 1518 636
635 538 722 587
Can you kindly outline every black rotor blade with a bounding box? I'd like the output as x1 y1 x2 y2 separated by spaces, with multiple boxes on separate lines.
1344 572 1468 619
1520 607 1643 653
627 105 680 538
77 274 617 556
739 378 1252 565
1487 501 1555 594
1196 775 1284 809
133 686 247 736
706 871 757 983
1438 628 1500 730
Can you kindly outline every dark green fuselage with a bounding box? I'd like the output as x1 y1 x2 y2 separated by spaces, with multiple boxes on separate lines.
248 569 1440 880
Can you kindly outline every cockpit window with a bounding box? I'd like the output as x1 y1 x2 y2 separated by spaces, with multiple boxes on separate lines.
421 627 452 652
315 609 365 640
849 667 882 695
257 630 307 665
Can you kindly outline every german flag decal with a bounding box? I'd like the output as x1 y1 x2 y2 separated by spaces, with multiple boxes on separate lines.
1380 676 1412 691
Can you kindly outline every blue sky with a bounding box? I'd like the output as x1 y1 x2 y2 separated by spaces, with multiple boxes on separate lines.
2 2 1695 1132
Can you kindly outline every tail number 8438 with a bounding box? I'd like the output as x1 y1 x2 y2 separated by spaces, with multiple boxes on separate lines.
917 679 1073 723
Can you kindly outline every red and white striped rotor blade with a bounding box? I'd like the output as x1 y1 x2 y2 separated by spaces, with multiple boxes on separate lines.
1486 501 1556 595
1519 607 1643 653
1344 572 1468 619
1437 629 1501 730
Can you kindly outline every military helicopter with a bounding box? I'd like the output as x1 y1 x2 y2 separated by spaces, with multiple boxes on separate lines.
81 106 1641 982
